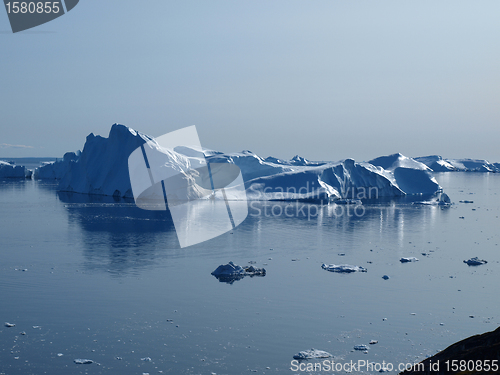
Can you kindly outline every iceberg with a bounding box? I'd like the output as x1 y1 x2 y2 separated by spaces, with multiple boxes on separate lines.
0 160 29 178
368 153 440 195
463 257 487 266
354 344 369 351
293 348 332 360
211 261 266 283
321 263 367 273
34 124 443 200
74 359 93 364
415 155 499 173
34 152 78 179
400 257 419 263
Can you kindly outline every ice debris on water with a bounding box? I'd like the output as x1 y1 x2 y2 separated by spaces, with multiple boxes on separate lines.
4 322 15 327
293 348 332 360
74 359 93 364
463 257 487 266
141 357 152 362
369 340 378 345
354 344 369 351
400 257 419 263
335 198 362 205
211 261 266 283
321 264 367 273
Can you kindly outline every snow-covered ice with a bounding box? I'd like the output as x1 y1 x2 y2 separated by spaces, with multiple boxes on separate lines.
321 263 367 273
353 344 369 351
415 155 500 172
74 359 93 364
292 348 332 360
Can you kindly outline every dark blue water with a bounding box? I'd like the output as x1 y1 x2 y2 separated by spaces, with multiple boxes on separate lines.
1 173 499 374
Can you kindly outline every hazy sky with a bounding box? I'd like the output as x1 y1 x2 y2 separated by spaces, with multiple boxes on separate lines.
1 1 499 162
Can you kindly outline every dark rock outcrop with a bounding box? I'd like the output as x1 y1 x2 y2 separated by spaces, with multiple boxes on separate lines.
400 326 500 374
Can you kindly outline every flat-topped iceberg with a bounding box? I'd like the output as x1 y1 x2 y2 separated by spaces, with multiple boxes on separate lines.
0 160 29 178
33 124 444 200
293 348 332 360
415 155 499 172
321 263 367 273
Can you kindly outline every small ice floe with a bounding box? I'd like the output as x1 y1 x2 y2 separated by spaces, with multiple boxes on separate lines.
413 192 451 206
382 275 390 280
335 199 362 205
369 340 378 345
321 264 367 273
354 344 369 351
460 200 474 203
211 261 266 284
4 322 15 327
141 357 152 362
20 331 26 335
293 348 332 360
57 353 63 357
463 257 487 266
74 359 93 364
400 257 419 263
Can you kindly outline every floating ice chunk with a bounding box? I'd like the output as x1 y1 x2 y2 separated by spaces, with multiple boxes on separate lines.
211 261 266 283
354 344 369 351
400 257 419 263
335 198 362 205
321 263 367 273
293 348 332 360
369 340 378 345
211 261 245 278
463 257 487 266
4 322 15 327
244 265 266 276
382 275 390 280
74 359 93 364
141 357 152 362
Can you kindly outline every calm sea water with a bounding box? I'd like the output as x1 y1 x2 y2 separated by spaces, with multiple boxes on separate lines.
1 172 499 374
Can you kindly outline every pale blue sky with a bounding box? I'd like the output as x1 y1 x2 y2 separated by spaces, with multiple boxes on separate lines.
1 1 499 161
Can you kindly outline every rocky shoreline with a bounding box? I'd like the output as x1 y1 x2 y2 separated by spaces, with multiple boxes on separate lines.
400 326 500 374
